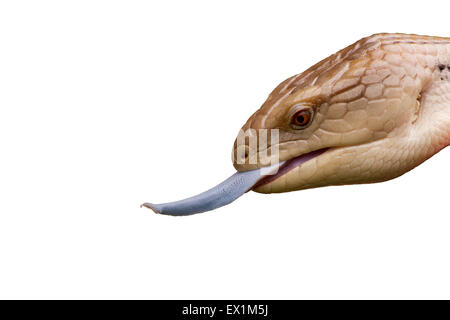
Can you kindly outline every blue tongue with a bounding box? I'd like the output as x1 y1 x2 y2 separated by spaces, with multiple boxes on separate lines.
142 162 283 216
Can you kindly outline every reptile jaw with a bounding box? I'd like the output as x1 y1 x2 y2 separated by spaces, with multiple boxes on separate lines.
252 148 330 190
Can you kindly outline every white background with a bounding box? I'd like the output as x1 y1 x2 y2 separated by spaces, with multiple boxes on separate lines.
0 0 449 299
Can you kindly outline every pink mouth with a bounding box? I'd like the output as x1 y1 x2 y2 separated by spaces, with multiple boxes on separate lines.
252 148 329 189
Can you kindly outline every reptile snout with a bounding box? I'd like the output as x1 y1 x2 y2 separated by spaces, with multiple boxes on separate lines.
232 133 260 172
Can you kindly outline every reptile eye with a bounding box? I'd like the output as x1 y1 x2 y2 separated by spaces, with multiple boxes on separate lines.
291 108 313 129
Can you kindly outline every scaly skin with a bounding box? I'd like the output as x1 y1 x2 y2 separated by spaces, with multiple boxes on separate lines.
233 33 450 193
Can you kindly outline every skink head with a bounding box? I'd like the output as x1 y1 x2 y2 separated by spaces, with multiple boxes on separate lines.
232 33 443 193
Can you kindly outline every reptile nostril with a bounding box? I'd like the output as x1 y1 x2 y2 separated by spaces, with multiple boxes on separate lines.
233 144 251 164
